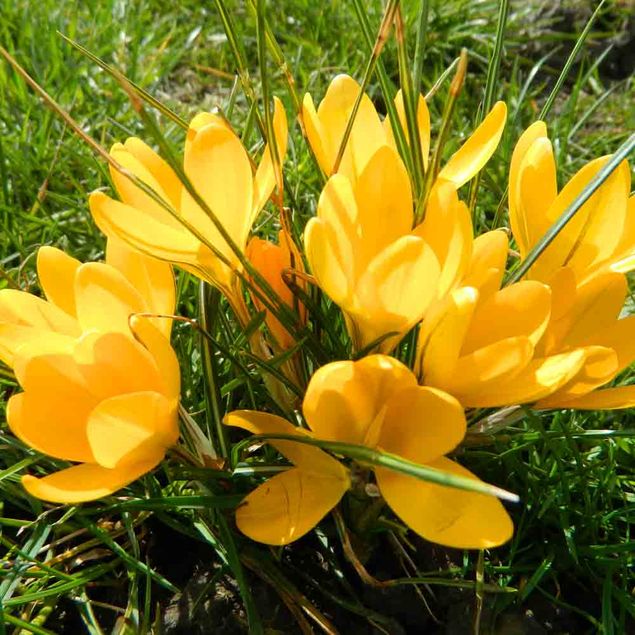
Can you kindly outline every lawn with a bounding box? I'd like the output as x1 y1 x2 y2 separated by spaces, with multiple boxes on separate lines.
0 0 634 632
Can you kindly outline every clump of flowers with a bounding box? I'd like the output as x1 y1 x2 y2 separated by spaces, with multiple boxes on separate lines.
0 9 633 629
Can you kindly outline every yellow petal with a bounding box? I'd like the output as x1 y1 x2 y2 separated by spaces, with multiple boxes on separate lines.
36 247 81 317
224 410 348 476
559 272 627 348
354 236 440 349
529 156 608 281
443 336 534 399
302 355 416 445
73 331 165 401
303 217 349 306
378 386 466 463
89 192 205 278
462 349 586 407
74 262 146 335
574 315 635 374
109 140 178 217
536 346 618 408
415 180 473 297
22 454 163 503
462 280 551 353
462 230 508 298
0 289 80 337
235 466 348 546
385 90 430 170
353 145 414 269
0 325 74 369
376 456 513 549
314 74 386 180
565 159 630 280
609 194 635 272
130 315 181 400
252 97 289 217
118 137 183 209
182 121 253 259
418 287 479 386
438 101 507 188
7 390 94 463
547 385 635 410
86 391 175 469
106 236 175 337
302 92 330 174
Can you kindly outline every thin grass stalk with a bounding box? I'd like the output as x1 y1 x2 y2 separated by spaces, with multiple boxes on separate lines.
395 4 425 196
424 56 459 101
505 133 635 284
232 433 520 502
332 0 398 175
198 282 229 459
419 48 468 215
538 0 607 120
467 0 509 215
256 0 283 197
412 0 430 94
58 34 188 130
350 0 414 176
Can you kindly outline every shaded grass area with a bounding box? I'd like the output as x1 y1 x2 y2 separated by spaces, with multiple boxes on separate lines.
0 0 634 632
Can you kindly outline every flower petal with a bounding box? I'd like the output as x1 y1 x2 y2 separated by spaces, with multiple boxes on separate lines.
462 230 508 298
86 391 175 469
182 121 253 259
36 247 81 318
302 355 416 445
74 262 146 335
418 286 479 386
7 389 94 463
438 101 507 188
548 385 635 410
385 90 430 170
376 456 513 549
22 455 163 503
415 180 473 297
252 97 289 217
0 289 80 337
0 325 75 369
235 466 348 546
106 236 175 337
462 280 551 353
461 349 586 407
378 386 466 463
444 336 534 399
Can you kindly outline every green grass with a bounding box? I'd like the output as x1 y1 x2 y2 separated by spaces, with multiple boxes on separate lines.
0 0 634 632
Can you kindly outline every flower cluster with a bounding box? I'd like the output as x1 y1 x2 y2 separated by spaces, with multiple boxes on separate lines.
2 72 632 553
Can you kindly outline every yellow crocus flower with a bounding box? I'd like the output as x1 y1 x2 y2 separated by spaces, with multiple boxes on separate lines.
303 74 507 188
89 99 288 299
509 121 631 284
0 239 179 502
225 355 512 549
304 143 472 351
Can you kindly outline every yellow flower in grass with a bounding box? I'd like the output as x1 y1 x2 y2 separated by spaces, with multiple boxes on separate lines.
304 143 473 351
0 239 179 502
225 355 512 548
509 121 632 285
246 230 306 350
303 74 507 187
89 99 288 298
532 269 635 410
